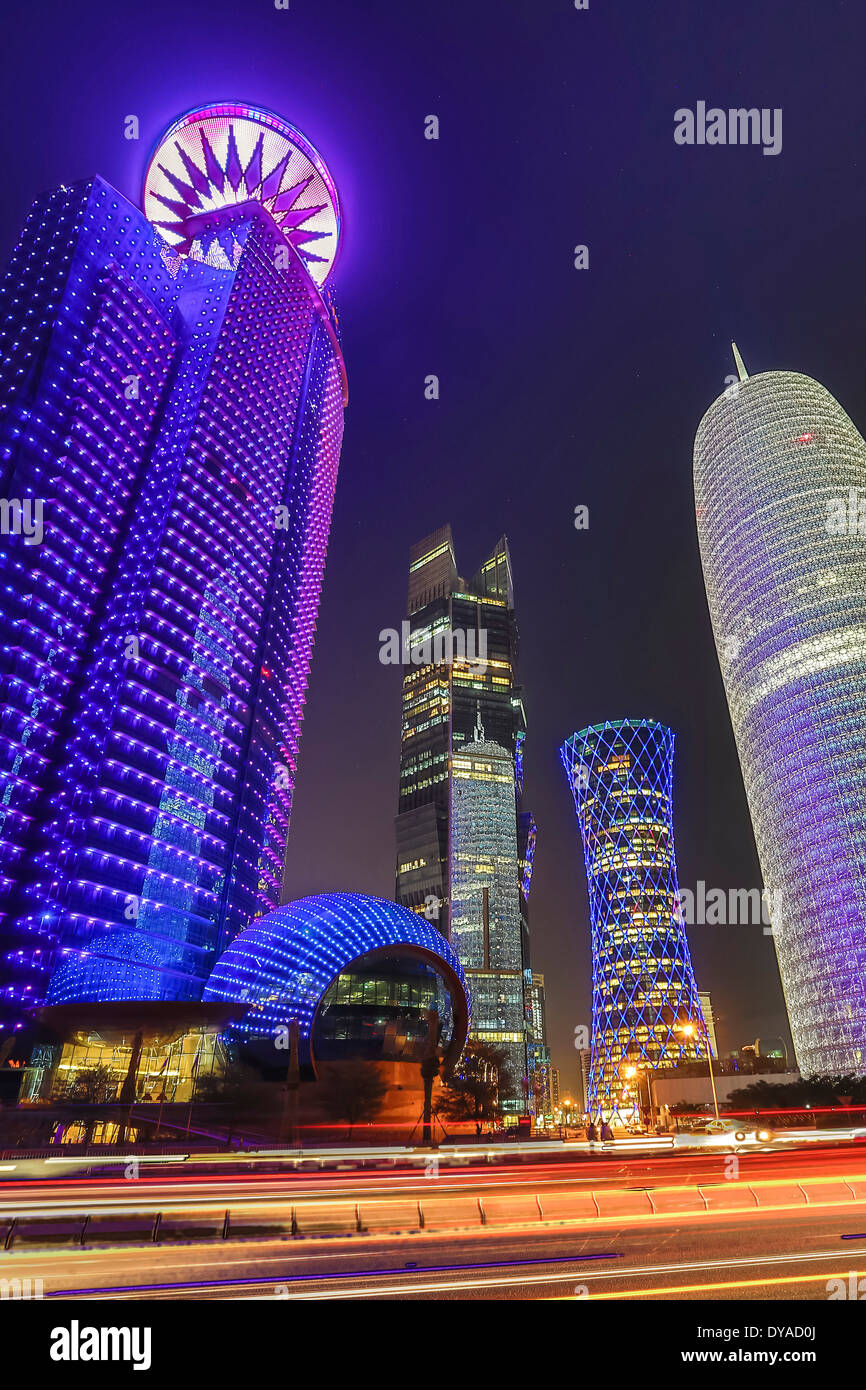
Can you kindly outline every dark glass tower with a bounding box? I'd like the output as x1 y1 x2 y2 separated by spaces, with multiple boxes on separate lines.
0 104 346 1031
396 526 525 915
395 526 533 1111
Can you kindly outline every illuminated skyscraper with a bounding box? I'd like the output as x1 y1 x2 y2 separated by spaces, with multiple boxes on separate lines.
698 990 718 1058
525 970 553 1119
394 527 533 1110
450 715 526 1108
694 348 866 1074
395 527 526 919
561 719 706 1121
0 104 346 1029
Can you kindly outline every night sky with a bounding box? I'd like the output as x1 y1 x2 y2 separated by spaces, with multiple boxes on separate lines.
4 0 865 1092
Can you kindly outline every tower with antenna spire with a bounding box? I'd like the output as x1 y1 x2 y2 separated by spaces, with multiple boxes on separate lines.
731 340 749 381
694 353 866 1074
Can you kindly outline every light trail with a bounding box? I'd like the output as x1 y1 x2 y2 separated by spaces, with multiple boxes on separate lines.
575 1270 853 1300
4 1145 866 1213
0 1173 861 1228
53 1246 865 1300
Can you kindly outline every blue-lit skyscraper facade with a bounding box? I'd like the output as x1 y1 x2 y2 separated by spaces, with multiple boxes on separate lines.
0 105 346 1029
695 359 866 1074
561 720 706 1121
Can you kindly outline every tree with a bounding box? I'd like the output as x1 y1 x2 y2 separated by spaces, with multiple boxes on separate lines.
193 1063 283 1144
669 1100 709 1115
63 1065 115 1105
56 1065 117 1146
435 1041 509 1135
726 1075 863 1110
314 1062 388 1136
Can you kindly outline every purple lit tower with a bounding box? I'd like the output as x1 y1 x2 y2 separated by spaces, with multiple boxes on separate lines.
0 104 347 1028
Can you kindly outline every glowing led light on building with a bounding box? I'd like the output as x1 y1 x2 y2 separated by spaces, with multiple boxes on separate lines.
204 892 471 1067
695 349 866 1074
0 104 347 1026
143 104 341 286
560 719 706 1122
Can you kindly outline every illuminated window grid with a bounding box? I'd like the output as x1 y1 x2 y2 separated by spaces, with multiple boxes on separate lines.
695 368 866 1073
561 720 706 1122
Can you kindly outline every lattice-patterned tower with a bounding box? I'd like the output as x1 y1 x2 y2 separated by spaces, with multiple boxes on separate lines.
695 347 866 1074
561 719 706 1121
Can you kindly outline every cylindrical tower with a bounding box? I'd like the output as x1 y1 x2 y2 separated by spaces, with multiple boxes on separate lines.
694 356 866 1075
560 719 705 1122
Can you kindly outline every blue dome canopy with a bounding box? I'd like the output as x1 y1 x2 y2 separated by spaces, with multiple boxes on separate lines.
204 892 470 1066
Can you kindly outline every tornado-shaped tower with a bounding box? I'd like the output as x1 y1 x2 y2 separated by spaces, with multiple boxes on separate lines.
560 719 705 1122
694 349 866 1074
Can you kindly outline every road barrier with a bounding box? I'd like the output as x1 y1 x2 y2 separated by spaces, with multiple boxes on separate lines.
2 1172 866 1250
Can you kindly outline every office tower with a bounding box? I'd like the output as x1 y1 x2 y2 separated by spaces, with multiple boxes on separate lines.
525 971 547 1043
395 526 526 917
0 103 346 1030
525 970 553 1118
695 348 866 1074
394 526 532 1110
561 719 706 1121
698 990 718 1058
576 1048 591 1115
449 716 526 1109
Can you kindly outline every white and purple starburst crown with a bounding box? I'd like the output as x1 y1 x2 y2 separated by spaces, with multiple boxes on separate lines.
143 102 341 286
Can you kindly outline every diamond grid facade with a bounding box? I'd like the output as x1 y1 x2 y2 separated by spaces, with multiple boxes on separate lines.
561 719 705 1120
694 369 866 1074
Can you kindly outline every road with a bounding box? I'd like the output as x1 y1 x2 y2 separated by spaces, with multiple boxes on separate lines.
2 1141 865 1300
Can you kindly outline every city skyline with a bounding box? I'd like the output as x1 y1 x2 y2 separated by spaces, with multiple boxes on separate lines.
3 1 863 1089
1 0 865 1323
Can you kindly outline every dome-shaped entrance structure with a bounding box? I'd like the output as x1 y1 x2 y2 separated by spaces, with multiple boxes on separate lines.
204 893 471 1070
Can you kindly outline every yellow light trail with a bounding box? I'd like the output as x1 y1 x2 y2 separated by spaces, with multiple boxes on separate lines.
559 1270 860 1299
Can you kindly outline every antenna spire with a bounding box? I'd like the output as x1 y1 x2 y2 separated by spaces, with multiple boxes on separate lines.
732 341 749 382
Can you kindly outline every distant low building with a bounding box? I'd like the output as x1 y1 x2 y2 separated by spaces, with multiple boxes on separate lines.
754 1037 788 1067
652 1070 801 1112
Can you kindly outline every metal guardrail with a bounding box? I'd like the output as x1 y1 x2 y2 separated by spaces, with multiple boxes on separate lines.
0 1135 675 1167
2 1173 863 1249
0 1146 211 1162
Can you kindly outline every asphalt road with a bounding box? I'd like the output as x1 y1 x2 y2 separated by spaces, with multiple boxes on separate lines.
2 1141 865 1300
4 1206 865 1300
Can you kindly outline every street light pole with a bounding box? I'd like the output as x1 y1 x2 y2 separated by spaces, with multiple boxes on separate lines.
704 1032 720 1123
680 1021 720 1123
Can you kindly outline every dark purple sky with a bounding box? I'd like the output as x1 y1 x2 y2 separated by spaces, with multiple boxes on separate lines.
4 0 866 1090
